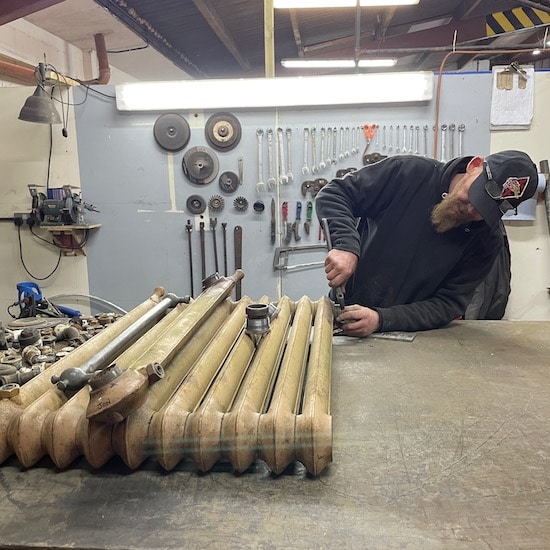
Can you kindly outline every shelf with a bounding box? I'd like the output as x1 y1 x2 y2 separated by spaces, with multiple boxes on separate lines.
42 224 101 256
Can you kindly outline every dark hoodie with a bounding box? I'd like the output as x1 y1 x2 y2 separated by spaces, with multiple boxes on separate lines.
315 155 503 332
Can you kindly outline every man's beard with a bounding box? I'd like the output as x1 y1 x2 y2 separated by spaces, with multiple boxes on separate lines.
431 190 474 233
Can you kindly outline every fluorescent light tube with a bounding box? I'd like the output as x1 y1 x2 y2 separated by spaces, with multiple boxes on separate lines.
357 58 397 67
281 58 356 68
116 72 434 111
274 0 419 7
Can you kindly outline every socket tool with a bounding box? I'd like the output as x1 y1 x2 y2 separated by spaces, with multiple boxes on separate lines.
320 218 346 313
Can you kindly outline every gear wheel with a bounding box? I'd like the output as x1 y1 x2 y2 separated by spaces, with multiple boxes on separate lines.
233 196 248 212
209 194 225 212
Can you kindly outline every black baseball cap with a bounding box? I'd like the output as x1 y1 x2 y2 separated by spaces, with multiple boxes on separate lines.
468 150 538 229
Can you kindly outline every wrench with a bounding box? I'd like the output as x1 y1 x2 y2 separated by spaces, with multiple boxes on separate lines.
344 127 351 158
449 123 456 158
423 124 429 157
302 127 310 175
388 125 393 153
414 126 420 155
458 123 465 156
395 125 400 153
277 127 288 185
319 127 327 171
266 128 277 188
311 127 319 174
338 127 345 161
440 124 448 162
256 129 265 194
409 125 414 154
326 127 333 163
332 127 338 164
285 128 294 182
382 125 387 151
403 125 408 155
210 217 219 273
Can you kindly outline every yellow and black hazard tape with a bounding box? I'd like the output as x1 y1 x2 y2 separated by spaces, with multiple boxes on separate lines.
486 6 550 36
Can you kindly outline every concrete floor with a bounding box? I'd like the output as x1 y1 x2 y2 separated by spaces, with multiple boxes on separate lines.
0 319 549 549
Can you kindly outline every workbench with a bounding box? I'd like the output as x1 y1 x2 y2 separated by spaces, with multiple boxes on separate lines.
0 320 548 549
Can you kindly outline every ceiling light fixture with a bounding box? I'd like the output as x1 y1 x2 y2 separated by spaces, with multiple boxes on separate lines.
281 58 356 68
357 58 397 67
18 62 61 125
116 72 434 111
274 0 419 6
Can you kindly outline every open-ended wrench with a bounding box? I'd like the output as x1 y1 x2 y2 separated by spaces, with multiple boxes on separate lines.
332 127 338 164
449 123 456 158
344 127 351 158
423 124 429 157
326 127 333 164
395 125 400 153
285 128 294 182
458 123 465 156
311 127 319 174
440 124 448 162
414 126 420 155
319 127 327 170
302 127 310 175
266 128 277 188
277 127 288 185
256 129 265 194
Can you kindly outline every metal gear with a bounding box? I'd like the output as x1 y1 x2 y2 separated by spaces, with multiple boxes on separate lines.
233 196 248 212
209 194 225 212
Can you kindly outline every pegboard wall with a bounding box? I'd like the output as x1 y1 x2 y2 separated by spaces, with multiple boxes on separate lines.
74 72 492 311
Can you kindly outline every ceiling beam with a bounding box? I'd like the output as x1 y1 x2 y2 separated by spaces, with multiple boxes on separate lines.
192 0 251 70
0 0 66 25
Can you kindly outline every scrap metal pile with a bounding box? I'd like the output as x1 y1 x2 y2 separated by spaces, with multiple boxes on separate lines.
0 271 333 476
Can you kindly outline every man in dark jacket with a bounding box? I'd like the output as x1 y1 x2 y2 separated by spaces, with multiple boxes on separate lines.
315 150 538 336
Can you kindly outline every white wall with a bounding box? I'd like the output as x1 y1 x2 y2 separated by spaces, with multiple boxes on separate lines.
492 72 550 320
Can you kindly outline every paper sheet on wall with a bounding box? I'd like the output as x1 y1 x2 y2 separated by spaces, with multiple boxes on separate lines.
490 65 534 130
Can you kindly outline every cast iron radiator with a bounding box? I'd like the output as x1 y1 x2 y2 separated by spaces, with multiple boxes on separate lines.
0 272 332 476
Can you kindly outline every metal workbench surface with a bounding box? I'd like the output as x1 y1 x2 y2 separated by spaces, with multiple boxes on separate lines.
1 320 549 549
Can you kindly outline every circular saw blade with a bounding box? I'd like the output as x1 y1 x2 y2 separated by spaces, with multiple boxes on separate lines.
218 171 240 194
205 112 242 151
186 194 206 214
182 146 219 185
153 113 190 152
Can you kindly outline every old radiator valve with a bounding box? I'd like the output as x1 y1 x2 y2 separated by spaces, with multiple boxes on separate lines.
245 303 280 345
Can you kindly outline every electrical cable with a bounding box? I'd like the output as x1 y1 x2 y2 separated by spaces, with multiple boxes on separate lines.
30 226 90 250
17 225 62 280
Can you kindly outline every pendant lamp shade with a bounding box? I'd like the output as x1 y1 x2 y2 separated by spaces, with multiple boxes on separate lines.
18 63 61 124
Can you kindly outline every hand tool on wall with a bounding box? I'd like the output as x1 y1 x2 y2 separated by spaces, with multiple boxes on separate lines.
282 201 292 244
199 221 206 281
319 127 327 171
293 201 302 242
221 221 228 276
458 124 465 156
338 127 345 161
256 129 265 194
344 127 351 158
277 127 288 185
234 225 243 300
303 201 313 235
440 123 448 162
210 217 219 273
285 128 294 182
302 127 310 175
414 126 420 155
270 198 276 245
311 127 319 174
326 127 333 165
389 125 393 153
320 217 346 314
185 219 194 297
332 126 338 164
409 125 414 154
361 124 377 165
423 124 429 157
449 123 456 158
266 129 277 189
238 156 244 186
395 125 400 153
403 125 408 154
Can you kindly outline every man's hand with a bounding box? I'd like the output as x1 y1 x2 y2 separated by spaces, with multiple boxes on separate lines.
324 249 358 288
336 304 380 338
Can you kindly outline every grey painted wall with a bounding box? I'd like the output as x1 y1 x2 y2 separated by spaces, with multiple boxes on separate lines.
74 72 491 312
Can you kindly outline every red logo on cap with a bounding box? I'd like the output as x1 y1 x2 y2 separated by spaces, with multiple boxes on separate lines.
499 176 530 200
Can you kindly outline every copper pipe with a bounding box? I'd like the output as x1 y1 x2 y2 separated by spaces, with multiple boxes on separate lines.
80 33 111 85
